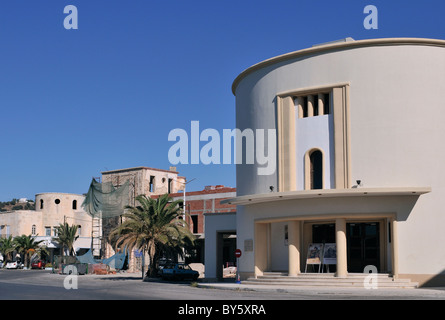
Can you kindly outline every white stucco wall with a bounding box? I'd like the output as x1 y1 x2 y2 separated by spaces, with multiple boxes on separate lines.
296 114 334 190
233 38 445 278
204 212 236 279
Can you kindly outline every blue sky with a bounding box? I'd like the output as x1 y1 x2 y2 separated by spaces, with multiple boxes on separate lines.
0 0 444 201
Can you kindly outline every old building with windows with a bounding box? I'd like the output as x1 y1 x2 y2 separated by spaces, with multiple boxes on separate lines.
101 166 186 206
225 38 445 287
100 166 187 271
168 185 237 279
0 192 94 262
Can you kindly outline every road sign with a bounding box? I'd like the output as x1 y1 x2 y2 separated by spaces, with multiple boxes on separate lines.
235 249 242 258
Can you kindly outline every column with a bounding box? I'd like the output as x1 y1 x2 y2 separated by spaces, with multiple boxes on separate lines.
335 218 348 278
390 218 399 279
307 95 314 117
278 96 296 192
288 220 301 276
296 97 304 119
318 94 325 115
254 223 268 278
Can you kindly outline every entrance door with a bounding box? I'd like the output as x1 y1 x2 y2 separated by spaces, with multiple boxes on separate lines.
312 224 336 272
347 223 380 272
216 232 236 280
312 224 335 243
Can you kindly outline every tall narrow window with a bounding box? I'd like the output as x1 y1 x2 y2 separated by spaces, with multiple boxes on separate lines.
72 200 77 210
302 96 308 118
323 93 330 115
40 199 44 209
168 178 173 194
191 215 198 234
149 176 155 192
310 150 323 189
32 225 36 236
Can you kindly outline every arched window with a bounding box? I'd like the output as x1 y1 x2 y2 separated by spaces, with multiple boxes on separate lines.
305 149 324 190
72 200 77 210
310 150 323 190
31 225 36 236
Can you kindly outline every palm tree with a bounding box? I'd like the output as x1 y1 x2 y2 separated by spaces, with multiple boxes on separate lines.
109 194 194 278
0 236 15 263
53 223 79 260
14 235 44 269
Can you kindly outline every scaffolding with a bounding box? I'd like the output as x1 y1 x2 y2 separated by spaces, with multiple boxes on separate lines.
82 178 129 258
91 215 102 257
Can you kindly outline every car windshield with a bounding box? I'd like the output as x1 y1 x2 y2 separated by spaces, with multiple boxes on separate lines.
177 264 191 270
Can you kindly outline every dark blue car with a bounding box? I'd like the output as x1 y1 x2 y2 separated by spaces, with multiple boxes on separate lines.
161 263 199 281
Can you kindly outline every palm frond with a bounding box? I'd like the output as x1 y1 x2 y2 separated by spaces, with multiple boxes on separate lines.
109 193 194 277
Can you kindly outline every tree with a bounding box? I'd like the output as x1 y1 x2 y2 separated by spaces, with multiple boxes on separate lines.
14 235 44 268
109 194 194 278
53 223 79 258
0 236 15 262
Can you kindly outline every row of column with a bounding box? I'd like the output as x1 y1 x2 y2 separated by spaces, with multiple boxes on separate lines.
287 219 348 277
295 93 329 118
256 218 399 278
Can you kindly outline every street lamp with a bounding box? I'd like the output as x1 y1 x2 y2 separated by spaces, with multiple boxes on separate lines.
179 178 196 224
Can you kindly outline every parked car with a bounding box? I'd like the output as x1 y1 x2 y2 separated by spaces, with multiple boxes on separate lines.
161 263 199 281
146 258 174 277
31 260 46 269
5 261 24 269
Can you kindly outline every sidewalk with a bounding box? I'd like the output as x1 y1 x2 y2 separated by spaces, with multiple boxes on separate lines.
196 280 445 299
83 272 445 299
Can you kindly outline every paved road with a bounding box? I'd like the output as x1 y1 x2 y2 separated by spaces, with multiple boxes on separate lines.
0 269 298 300
1 269 445 301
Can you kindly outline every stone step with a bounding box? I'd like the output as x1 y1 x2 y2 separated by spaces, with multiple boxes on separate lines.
245 273 418 289
261 272 395 279
253 278 408 284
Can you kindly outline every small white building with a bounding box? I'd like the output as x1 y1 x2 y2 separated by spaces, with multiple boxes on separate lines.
226 38 445 287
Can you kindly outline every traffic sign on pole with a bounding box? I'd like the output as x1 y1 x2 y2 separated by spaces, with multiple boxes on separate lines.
235 249 242 283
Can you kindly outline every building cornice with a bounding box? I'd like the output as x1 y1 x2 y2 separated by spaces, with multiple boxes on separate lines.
101 166 179 175
232 38 445 95
221 187 431 206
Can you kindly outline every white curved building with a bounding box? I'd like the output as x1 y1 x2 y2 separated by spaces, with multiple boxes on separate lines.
226 38 445 286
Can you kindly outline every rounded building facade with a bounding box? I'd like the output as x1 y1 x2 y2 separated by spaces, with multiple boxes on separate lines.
35 193 93 251
228 38 445 286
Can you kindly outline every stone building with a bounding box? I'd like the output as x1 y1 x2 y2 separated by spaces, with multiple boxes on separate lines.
0 192 94 262
100 166 186 272
101 166 186 206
